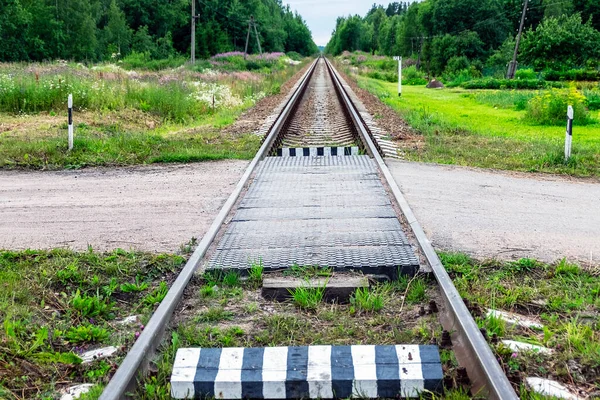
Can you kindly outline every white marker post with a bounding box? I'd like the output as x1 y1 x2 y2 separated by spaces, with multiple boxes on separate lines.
393 56 402 96
565 105 573 161
68 94 74 151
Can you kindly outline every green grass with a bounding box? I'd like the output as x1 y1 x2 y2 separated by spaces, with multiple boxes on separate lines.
0 125 261 169
0 59 307 170
350 286 387 313
0 248 186 399
440 252 600 389
132 269 447 399
289 284 326 310
357 77 600 177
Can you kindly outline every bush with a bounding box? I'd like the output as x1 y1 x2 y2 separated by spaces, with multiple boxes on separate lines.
462 78 563 90
584 89 600 110
515 68 537 80
525 86 593 125
444 56 470 76
543 69 600 82
402 65 427 85
286 51 302 61
365 70 396 83
445 67 482 87
121 51 187 71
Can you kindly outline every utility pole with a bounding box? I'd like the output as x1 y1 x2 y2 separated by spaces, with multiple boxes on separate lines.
244 18 251 60
191 0 198 64
244 16 262 59
507 0 529 79
252 16 262 56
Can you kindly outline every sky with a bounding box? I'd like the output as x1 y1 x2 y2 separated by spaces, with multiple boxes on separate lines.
281 0 402 47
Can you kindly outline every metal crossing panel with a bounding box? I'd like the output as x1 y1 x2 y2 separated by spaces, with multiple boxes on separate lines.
206 155 420 277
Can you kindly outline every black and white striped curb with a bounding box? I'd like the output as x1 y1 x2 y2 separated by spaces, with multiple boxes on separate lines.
171 345 442 399
276 146 360 157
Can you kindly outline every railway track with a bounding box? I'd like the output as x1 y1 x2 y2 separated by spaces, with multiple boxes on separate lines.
99 58 518 400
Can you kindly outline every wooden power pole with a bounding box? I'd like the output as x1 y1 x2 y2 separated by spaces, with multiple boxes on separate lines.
244 16 262 59
191 0 197 64
507 0 529 79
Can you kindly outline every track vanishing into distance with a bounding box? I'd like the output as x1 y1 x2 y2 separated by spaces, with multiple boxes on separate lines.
100 58 518 400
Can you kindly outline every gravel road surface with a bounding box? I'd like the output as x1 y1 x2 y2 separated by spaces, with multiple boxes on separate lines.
388 160 600 266
0 161 249 252
3 160 599 265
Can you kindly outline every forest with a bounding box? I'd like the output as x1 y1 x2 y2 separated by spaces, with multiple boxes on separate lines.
326 0 600 76
0 0 319 62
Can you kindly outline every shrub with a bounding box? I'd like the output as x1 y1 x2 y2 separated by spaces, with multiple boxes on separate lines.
402 65 427 85
525 86 593 126
462 78 563 90
584 89 600 110
286 51 302 61
515 68 537 80
543 69 600 82
365 70 396 83
445 67 482 87
444 56 470 76
121 52 187 71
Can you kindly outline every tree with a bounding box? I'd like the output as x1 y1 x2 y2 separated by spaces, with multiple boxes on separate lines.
573 0 600 31
0 0 31 61
543 0 573 18
521 13 600 69
132 25 156 55
103 0 131 56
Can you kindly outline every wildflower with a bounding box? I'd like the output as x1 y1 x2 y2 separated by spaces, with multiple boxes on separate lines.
511 352 518 358
135 331 140 339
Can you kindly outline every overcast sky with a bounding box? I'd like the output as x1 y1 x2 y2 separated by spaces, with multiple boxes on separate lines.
281 0 404 47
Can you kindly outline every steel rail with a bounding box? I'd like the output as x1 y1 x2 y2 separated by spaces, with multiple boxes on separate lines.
323 57 519 400
98 58 320 400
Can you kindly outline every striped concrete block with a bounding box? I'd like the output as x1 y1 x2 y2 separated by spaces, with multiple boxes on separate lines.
276 147 360 157
171 345 442 399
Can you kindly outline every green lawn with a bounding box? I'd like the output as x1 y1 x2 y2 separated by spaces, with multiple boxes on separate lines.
358 77 600 178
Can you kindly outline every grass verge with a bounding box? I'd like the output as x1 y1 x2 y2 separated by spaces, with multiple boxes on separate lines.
355 77 600 178
0 248 187 399
440 252 600 397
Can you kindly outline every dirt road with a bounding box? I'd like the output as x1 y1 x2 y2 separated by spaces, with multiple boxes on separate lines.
388 160 600 266
2 160 599 265
0 161 249 253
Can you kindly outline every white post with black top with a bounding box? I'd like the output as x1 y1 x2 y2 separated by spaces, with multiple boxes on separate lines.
68 94 74 151
394 56 402 96
565 105 573 161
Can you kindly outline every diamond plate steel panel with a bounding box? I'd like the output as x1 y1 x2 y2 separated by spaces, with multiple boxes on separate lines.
234 206 396 221
206 155 419 278
239 194 391 208
207 245 418 270
217 231 411 250
224 218 404 234
257 155 376 169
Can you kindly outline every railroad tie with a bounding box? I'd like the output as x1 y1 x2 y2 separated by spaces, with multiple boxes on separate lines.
171 344 443 399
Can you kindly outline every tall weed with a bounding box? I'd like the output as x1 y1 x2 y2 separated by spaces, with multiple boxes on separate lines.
525 86 594 125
